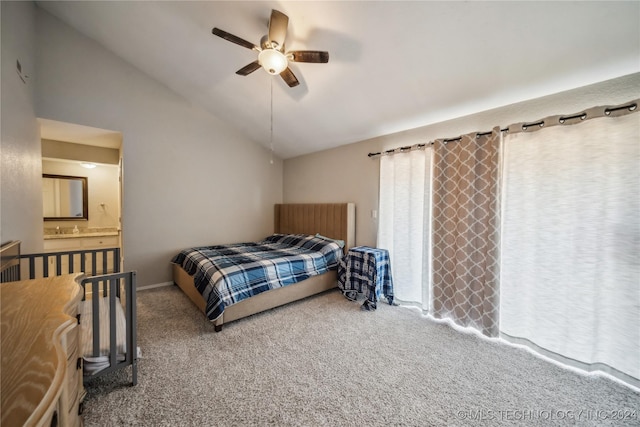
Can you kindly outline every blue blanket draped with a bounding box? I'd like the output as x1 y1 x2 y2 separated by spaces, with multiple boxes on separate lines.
171 234 343 320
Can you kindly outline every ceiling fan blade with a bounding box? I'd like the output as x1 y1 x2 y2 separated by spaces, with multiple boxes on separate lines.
289 50 330 63
280 67 299 88
236 61 261 76
268 9 289 50
212 28 258 51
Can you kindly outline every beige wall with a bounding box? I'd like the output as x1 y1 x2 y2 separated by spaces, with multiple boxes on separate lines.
42 159 120 229
0 1 44 253
42 139 120 165
284 73 640 248
4 3 638 286
32 7 283 287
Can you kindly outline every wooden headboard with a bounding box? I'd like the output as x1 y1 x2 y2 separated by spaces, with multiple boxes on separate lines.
274 203 355 251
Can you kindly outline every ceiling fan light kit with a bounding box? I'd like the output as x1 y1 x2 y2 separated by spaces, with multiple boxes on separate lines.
259 49 288 75
211 9 329 87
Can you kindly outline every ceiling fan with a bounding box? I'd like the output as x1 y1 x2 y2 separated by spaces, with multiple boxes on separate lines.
212 9 329 88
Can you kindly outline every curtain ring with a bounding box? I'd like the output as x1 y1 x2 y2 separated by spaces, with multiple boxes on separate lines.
605 103 637 116
559 112 587 124
522 120 544 131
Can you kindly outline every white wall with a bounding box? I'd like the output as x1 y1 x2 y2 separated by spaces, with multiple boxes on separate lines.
0 1 43 253
35 7 283 286
284 73 640 248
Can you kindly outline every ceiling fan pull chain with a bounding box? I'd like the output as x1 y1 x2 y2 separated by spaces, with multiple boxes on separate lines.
270 78 274 164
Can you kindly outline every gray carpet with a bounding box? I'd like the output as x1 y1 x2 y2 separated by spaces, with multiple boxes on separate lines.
82 286 640 426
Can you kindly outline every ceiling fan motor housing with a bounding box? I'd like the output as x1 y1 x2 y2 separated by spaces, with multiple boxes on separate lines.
260 35 282 51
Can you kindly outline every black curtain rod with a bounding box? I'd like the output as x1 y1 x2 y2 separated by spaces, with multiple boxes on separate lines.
367 101 637 158
368 128 508 158
367 128 507 158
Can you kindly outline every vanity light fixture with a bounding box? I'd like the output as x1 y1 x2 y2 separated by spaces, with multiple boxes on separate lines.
80 162 97 169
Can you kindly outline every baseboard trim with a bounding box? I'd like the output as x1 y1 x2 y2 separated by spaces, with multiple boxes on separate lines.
137 281 173 291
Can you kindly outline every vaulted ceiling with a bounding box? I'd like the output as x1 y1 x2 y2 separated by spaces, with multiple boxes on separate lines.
37 1 640 159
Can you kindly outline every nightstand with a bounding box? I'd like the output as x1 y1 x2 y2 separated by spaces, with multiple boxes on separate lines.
337 246 394 310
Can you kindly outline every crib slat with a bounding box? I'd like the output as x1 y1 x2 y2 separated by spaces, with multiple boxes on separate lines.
128 271 138 385
91 253 97 277
28 257 35 280
43 255 49 278
102 250 108 275
115 248 121 273
109 278 117 370
55 254 62 276
80 271 137 386
92 280 100 357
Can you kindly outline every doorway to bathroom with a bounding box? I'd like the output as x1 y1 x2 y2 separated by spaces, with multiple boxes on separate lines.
39 118 125 272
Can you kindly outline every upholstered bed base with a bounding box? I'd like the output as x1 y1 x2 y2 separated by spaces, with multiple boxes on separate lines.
173 264 337 331
173 203 355 331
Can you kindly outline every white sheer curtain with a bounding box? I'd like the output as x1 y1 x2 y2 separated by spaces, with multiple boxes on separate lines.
500 113 640 387
377 148 431 309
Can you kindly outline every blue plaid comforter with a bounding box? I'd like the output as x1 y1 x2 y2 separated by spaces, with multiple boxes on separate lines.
171 234 343 321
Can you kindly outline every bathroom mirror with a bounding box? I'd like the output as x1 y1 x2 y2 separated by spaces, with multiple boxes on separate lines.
42 174 88 221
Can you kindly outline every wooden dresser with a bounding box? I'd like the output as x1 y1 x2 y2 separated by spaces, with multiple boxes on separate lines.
1 274 85 427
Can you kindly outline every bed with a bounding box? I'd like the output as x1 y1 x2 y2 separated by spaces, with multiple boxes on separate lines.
172 203 355 331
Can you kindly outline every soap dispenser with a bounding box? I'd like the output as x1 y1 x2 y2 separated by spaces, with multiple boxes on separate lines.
73 225 80 235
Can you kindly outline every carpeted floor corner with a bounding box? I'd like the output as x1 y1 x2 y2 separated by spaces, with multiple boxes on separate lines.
81 285 640 426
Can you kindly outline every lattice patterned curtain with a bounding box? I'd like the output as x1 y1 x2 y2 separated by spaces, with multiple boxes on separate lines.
431 128 501 337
